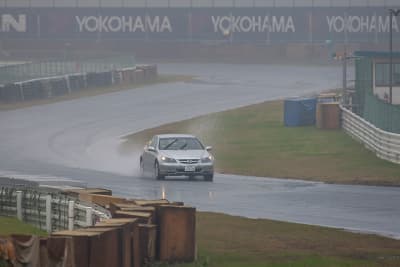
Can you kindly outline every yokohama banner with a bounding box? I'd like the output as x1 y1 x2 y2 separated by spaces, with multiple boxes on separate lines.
0 7 399 43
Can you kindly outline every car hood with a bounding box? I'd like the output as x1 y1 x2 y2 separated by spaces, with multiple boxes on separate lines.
161 150 209 159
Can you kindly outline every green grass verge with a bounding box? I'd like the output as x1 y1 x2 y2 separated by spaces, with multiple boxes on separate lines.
2 214 400 267
0 216 47 236
0 74 193 111
123 100 400 186
150 212 400 267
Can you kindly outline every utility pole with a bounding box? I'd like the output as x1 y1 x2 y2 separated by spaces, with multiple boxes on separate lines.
388 8 400 104
343 50 347 92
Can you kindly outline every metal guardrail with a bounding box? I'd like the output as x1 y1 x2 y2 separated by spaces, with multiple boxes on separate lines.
0 186 111 233
341 105 400 164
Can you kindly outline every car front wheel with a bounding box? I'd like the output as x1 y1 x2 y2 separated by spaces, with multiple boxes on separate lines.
139 159 144 176
154 161 165 180
204 173 214 182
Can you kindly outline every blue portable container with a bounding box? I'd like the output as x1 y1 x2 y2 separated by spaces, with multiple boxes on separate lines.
284 97 317 126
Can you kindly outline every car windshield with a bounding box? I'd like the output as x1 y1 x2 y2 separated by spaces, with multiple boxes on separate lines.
159 137 204 150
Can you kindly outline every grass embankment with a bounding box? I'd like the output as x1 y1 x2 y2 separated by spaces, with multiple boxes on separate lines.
123 100 400 186
0 216 47 236
0 74 193 111
152 212 400 267
2 213 400 267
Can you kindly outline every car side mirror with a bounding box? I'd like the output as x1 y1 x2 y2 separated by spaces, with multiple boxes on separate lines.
206 146 212 151
148 146 156 152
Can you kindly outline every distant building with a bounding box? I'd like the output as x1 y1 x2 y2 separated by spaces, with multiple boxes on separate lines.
353 50 400 133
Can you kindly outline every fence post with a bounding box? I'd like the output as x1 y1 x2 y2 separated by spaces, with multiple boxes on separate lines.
68 200 75 230
86 207 93 227
16 191 22 220
45 195 52 233
65 75 71 94
18 83 25 101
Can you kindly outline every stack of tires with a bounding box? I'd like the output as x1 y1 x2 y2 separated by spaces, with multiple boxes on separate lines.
137 65 158 82
0 83 22 102
86 71 113 88
0 65 158 103
68 74 87 92
50 77 69 96
20 79 45 101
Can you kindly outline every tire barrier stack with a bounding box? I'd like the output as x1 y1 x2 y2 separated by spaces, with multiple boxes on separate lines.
0 56 136 85
68 73 87 92
19 79 46 101
0 186 196 267
86 71 113 88
50 77 69 97
0 65 158 104
137 65 158 82
0 83 23 102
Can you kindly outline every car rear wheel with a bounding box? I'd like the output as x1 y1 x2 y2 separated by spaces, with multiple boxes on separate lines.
154 161 165 180
204 173 214 182
139 158 144 176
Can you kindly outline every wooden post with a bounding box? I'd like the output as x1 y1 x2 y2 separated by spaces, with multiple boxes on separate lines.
139 224 157 265
157 205 196 262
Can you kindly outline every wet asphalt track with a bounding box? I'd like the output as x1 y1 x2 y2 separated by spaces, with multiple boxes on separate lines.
1 63 400 238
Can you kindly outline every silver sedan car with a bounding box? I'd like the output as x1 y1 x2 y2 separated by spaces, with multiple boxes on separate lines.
140 134 214 181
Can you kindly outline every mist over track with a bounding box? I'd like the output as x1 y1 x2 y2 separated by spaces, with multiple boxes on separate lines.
1 63 400 238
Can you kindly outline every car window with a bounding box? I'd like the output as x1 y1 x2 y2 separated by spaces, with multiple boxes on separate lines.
149 136 157 148
159 137 204 150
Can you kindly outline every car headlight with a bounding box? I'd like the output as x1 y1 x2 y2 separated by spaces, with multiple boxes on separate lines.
160 156 177 163
201 156 213 163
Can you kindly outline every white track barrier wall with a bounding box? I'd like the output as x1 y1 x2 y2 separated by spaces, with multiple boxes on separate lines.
341 105 400 164
0 187 111 233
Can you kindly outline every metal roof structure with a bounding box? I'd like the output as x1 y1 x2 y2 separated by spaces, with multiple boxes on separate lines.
354 51 400 58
